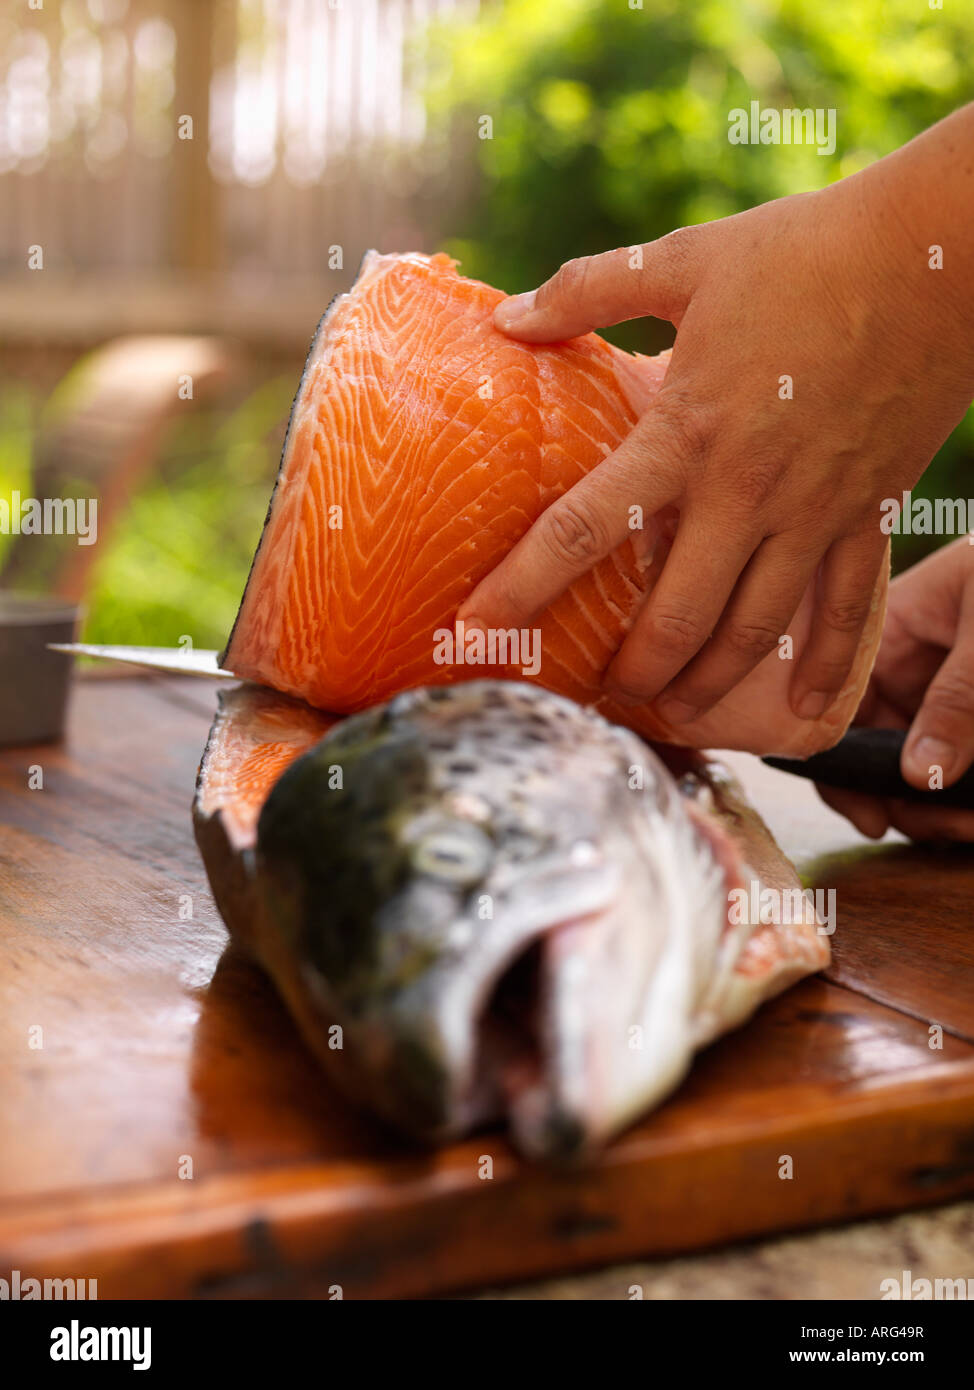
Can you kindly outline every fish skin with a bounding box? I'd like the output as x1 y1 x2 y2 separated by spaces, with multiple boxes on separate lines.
221 250 887 759
196 680 830 1161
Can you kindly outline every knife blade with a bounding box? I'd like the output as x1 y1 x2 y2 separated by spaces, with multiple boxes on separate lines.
48 643 233 679
763 726 974 809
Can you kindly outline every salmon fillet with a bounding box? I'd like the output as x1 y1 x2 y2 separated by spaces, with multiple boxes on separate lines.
223 251 887 755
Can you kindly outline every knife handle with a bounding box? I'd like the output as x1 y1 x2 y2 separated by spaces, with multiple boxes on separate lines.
763 727 974 810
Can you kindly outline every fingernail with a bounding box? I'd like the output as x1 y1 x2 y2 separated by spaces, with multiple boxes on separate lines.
458 615 486 634
655 697 700 726
493 291 536 329
905 734 954 782
796 690 831 720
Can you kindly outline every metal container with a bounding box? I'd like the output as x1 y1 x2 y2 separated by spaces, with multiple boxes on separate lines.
0 593 82 747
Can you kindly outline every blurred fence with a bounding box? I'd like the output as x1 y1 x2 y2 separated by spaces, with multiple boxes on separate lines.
0 0 476 346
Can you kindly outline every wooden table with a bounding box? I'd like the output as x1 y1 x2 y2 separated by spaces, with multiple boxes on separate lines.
1 673 973 1299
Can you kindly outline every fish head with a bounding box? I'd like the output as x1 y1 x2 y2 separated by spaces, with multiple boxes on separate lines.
255 681 730 1160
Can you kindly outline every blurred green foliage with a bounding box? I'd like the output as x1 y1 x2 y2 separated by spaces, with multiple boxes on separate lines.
0 377 293 649
0 388 33 574
83 378 295 648
429 0 974 569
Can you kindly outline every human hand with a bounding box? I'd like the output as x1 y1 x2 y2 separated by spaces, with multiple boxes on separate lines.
459 108 974 728
816 537 974 842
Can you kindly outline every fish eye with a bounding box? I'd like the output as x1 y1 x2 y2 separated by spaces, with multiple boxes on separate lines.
410 821 492 886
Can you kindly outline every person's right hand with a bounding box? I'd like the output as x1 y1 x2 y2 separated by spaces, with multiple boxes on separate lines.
816 537 974 842
459 105 974 730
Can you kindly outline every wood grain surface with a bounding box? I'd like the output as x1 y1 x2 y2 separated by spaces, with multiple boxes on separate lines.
1 674 973 1299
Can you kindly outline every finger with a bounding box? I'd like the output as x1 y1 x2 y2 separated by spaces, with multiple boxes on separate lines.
850 677 884 728
457 413 683 631
493 231 701 342
604 509 759 704
815 784 890 840
790 532 888 721
882 534 971 657
885 797 974 844
853 685 914 731
901 568 974 789
653 534 817 723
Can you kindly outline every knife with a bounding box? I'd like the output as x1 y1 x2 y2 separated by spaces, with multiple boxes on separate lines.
48 643 233 679
763 727 974 810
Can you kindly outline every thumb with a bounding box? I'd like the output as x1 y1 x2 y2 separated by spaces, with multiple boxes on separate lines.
493 230 702 342
901 592 974 790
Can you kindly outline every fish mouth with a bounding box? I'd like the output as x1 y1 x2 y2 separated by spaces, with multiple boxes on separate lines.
382 862 623 1159
458 820 726 1161
459 884 665 1164
474 911 608 1163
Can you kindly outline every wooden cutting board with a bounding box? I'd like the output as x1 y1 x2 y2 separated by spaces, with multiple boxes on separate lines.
1 674 973 1299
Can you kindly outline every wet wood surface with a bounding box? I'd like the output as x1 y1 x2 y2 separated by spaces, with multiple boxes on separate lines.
1 674 973 1299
